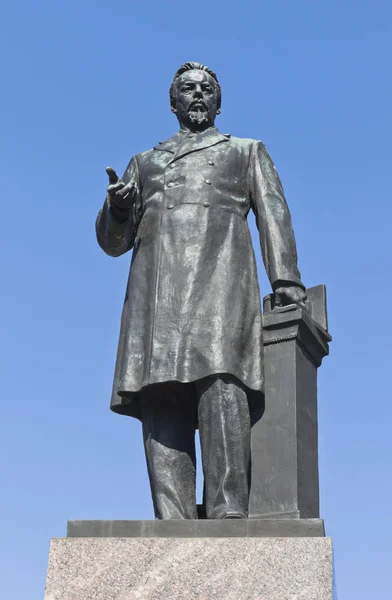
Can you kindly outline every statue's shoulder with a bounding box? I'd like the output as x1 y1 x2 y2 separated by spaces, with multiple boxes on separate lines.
227 135 264 150
134 147 155 162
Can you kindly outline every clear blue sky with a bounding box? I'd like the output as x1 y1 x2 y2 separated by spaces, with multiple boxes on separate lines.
1 1 391 598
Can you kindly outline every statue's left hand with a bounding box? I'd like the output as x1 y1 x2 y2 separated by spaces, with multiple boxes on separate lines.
275 286 307 310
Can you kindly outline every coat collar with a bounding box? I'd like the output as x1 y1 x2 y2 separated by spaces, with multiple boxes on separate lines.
154 127 230 162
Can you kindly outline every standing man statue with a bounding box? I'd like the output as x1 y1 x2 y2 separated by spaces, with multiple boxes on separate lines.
96 62 306 520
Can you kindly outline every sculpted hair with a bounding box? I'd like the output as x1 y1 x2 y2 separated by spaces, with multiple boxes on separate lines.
170 62 222 111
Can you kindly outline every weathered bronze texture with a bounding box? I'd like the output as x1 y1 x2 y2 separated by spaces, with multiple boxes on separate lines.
96 62 309 519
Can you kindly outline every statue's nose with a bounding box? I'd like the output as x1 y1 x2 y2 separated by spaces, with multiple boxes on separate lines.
193 86 203 98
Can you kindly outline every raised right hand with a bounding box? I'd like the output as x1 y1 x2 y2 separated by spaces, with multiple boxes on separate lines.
106 166 134 209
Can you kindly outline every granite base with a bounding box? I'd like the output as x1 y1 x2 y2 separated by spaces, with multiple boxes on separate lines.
44 535 334 599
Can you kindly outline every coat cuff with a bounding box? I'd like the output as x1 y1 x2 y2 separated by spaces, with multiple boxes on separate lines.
272 279 306 292
108 197 132 224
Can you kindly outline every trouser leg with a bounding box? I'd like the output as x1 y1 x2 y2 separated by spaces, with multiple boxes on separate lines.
197 375 251 519
141 382 198 520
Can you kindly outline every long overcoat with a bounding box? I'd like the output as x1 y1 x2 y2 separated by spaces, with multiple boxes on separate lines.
96 127 303 419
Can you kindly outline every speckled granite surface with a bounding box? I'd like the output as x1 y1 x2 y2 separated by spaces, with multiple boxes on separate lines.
44 537 334 599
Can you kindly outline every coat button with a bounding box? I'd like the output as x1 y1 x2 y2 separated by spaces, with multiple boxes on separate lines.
167 203 174 209
169 163 176 169
188 133 195 138
208 160 214 165
205 179 212 185
167 182 175 187
203 201 210 207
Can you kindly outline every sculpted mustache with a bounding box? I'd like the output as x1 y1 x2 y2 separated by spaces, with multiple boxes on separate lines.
187 101 209 111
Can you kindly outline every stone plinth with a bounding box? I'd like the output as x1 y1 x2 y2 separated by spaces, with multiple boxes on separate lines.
44 535 334 599
67 518 325 538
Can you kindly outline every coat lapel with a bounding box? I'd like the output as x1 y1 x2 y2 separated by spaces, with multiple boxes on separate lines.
172 128 230 162
154 128 230 162
153 132 184 155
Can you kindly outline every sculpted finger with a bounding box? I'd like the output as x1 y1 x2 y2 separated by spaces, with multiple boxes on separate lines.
287 288 306 302
298 300 307 310
293 290 308 310
296 291 307 304
116 182 133 199
106 166 119 184
107 181 126 196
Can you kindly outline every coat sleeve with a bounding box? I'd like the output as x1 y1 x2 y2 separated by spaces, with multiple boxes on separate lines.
249 141 304 291
95 155 142 257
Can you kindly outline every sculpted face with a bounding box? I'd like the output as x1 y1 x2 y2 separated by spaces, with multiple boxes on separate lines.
171 70 220 131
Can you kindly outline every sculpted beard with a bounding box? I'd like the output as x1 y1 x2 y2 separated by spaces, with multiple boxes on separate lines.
187 100 210 125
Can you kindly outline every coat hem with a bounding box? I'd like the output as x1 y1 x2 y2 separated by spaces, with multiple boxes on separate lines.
110 371 265 423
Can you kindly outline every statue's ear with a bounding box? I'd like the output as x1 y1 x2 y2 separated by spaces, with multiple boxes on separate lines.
171 105 177 114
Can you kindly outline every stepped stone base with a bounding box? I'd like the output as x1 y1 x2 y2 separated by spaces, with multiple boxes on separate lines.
44 533 334 599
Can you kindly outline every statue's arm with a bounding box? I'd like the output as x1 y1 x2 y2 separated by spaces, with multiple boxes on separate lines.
95 156 142 257
250 141 305 294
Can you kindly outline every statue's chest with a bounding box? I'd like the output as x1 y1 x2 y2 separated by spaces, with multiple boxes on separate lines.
140 145 248 199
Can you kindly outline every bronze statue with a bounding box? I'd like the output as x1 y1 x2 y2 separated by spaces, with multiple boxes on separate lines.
96 62 306 520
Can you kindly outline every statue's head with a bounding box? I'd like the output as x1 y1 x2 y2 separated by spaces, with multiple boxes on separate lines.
170 62 221 131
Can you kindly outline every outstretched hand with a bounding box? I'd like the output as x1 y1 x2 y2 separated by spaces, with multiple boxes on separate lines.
106 166 134 208
275 286 307 310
